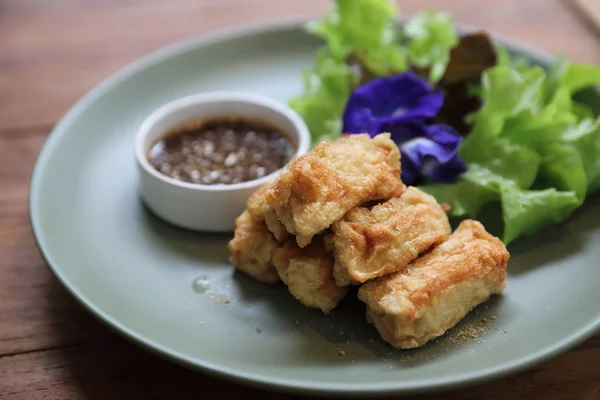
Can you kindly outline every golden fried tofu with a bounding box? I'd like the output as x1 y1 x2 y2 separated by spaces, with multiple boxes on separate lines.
358 220 509 349
246 180 289 243
330 187 451 286
253 133 406 248
272 237 348 314
227 210 280 284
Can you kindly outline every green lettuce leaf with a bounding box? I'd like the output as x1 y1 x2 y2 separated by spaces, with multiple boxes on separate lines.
469 66 546 138
544 56 567 99
459 136 541 189
560 63 600 95
307 0 407 74
495 46 532 73
289 54 356 145
404 10 459 82
423 166 580 245
546 56 600 97
308 0 398 56
468 63 577 152
294 4 600 244
537 143 587 201
571 101 595 120
560 118 600 192
357 44 408 76
494 46 511 67
419 181 482 218
321 118 344 142
500 87 577 149
293 0 407 143
420 165 504 217
501 186 580 244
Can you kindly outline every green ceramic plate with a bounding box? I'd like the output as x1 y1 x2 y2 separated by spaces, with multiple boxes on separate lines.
29 19 600 396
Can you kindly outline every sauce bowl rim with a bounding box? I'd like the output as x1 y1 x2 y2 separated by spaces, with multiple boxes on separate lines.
134 90 311 192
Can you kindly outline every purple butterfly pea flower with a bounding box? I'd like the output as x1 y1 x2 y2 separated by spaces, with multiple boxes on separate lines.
389 122 467 185
342 73 444 135
341 72 467 186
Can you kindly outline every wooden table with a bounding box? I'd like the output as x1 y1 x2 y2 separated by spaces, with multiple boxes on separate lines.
1 0 599 398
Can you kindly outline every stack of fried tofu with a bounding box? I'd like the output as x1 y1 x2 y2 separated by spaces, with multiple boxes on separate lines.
228 133 510 349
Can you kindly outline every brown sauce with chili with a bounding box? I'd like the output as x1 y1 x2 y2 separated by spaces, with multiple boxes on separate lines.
148 117 295 185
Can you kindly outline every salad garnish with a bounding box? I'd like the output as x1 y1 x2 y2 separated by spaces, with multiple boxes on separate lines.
341 72 466 185
290 0 600 244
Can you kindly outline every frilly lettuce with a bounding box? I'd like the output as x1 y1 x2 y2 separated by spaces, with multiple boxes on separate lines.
500 187 580 245
413 54 600 244
291 0 600 244
460 136 540 189
404 10 459 82
291 0 457 145
560 118 600 192
290 0 405 145
289 54 356 145
428 58 600 244
420 165 501 217
306 0 407 75
538 143 587 202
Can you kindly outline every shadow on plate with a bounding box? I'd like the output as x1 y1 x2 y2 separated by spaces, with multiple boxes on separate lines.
230 269 507 368
136 193 600 367
137 201 232 266
37 250 600 400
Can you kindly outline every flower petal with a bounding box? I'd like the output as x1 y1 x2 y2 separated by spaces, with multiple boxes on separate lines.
342 107 381 136
342 72 444 134
340 71 466 185
399 147 423 186
423 123 463 146
399 135 457 164
398 129 466 184
385 119 428 143
402 137 454 163
422 153 468 182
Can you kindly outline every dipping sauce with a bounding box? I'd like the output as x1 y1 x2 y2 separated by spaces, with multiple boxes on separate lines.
148 117 295 185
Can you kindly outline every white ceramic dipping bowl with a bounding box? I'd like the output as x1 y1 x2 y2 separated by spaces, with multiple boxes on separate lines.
135 91 311 232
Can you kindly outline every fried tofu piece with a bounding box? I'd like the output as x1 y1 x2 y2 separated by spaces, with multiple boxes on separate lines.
227 211 280 284
253 133 406 248
246 180 289 243
358 220 509 349
272 237 348 314
330 187 451 286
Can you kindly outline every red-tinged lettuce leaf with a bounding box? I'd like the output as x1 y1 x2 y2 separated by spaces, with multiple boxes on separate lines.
432 32 497 134
441 31 497 83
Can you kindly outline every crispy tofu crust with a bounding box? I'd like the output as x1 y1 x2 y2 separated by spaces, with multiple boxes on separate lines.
250 133 405 247
330 187 451 286
358 220 509 349
246 180 289 243
227 210 280 284
272 237 348 314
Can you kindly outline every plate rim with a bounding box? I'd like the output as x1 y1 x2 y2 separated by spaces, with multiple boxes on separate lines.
28 16 600 396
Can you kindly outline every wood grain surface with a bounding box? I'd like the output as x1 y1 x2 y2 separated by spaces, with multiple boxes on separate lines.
571 0 600 35
1 0 599 399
